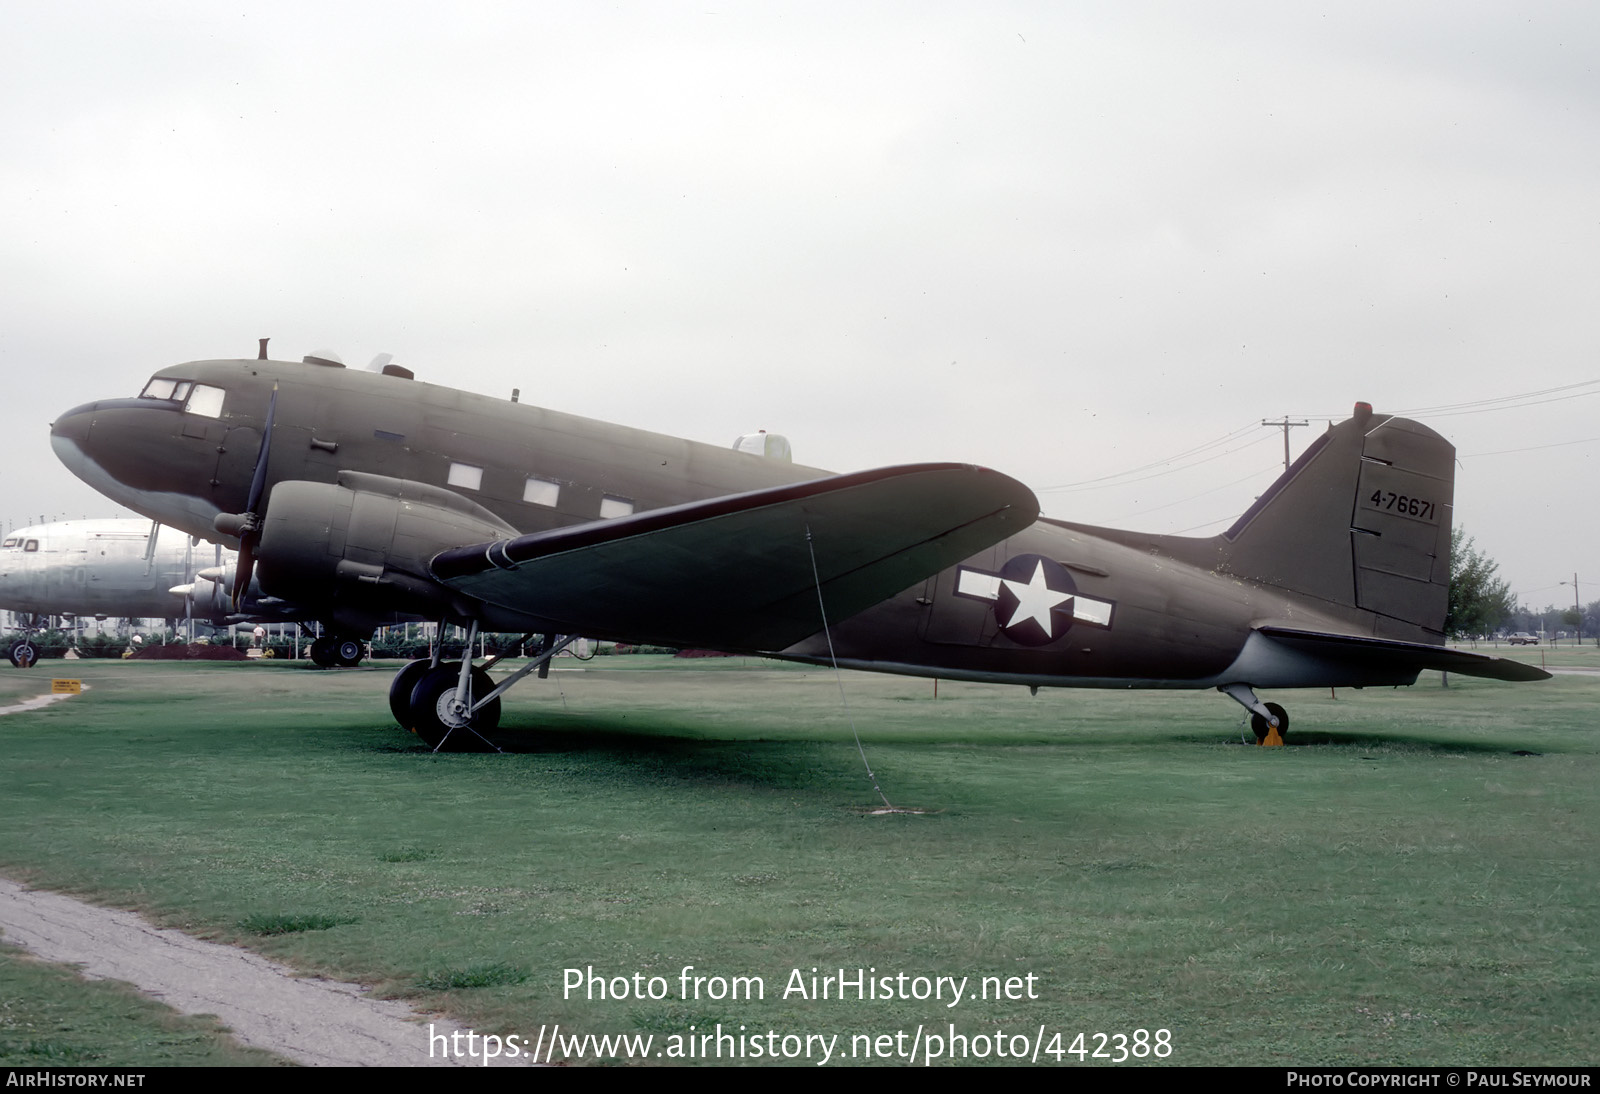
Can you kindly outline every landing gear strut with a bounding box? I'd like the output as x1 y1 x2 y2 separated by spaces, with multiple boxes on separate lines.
1219 683 1289 745
8 615 44 668
390 623 577 752
408 663 501 751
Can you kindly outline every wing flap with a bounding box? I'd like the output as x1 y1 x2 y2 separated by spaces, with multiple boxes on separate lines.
432 463 1038 651
1257 626 1552 682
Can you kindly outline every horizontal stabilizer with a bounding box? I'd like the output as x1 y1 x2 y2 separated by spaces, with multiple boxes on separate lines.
432 463 1039 651
1258 626 1552 682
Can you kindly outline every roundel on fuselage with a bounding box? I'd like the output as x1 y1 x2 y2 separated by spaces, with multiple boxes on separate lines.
993 553 1077 647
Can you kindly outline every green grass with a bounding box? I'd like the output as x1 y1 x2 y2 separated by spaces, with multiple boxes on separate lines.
237 912 359 935
0 657 1593 1066
415 962 530 991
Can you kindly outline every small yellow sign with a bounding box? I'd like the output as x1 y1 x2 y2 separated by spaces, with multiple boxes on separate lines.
51 679 82 694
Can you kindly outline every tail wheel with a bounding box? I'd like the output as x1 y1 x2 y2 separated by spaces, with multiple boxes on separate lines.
408 663 501 752
1250 702 1289 743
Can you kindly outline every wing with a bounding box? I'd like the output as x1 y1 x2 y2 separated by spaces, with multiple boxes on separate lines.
1257 626 1553 682
431 463 1038 652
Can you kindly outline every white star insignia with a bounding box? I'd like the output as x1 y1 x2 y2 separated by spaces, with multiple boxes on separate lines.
1000 560 1073 637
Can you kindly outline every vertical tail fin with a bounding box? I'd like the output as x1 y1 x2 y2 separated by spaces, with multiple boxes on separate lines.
1219 403 1454 639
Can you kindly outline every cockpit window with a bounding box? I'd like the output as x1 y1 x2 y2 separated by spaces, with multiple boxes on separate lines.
24 540 38 552
137 377 225 418
186 384 225 418
1 538 16 549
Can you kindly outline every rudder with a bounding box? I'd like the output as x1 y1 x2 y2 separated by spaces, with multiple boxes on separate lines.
1219 403 1454 639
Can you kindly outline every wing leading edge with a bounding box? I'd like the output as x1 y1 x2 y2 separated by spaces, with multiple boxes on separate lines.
431 463 1039 652
1256 626 1553 682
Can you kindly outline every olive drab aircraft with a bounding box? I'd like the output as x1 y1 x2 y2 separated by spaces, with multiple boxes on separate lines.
50 344 1547 750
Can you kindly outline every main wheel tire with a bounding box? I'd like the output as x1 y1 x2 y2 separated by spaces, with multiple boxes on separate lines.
333 638 364 667
388 659 432 728
8 640 38 668
309 637 335 667
1250 702 1289 742
408 663 501 751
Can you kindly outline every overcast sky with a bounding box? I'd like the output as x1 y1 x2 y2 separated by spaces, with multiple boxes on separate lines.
3 2 1596 609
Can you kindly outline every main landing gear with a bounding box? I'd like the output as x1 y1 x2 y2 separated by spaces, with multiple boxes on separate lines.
308 634 365 668
391 622 577 752
1218 683 1289 745
7 638 39 668
8 615 44 668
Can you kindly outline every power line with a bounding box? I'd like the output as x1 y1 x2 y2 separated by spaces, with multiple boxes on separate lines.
1040 378 1600 506
1262 416 1308 473
1105 463 1281 524
1291 377 1600 422
1038 424 1271 492
1463 435 1600 458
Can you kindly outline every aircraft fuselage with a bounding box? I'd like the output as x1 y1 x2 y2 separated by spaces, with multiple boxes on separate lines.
53 359 824 551
50 356 1488 704
0 520 197 623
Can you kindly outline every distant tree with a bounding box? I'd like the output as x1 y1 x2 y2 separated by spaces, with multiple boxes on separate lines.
1445 528 1516 638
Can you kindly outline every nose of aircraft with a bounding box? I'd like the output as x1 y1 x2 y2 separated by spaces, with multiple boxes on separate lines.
50 400 98 478
49 393 233 540
49 396 182 513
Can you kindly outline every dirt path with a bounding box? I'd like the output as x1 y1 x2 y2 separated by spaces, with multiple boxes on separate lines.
0 879 524 1067
0 686 529 1067
0 690 81 716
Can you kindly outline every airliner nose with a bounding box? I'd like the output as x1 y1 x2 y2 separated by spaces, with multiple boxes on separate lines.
50 401 97 474
49 396 161 505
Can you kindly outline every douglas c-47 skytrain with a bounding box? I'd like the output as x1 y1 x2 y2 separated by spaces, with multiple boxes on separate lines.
49 344 1546 749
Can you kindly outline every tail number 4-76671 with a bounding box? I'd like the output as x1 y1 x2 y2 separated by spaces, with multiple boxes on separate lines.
1368 491 1436 522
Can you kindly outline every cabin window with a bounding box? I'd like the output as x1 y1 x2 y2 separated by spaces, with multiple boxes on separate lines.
523 477 560 507
186 384 225 418
448 462 483 491
599 495 634 520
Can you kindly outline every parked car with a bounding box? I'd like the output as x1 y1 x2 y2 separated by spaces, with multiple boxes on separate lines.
1506 632 1540 645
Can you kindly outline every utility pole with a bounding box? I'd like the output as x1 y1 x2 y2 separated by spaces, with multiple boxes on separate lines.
1561 574 1581 647
1262 417 1309 473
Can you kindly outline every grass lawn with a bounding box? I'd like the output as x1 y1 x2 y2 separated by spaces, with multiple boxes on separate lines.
0 656 1592 1066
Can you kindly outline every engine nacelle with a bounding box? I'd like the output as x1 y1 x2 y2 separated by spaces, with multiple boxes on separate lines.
172 569 232 622
254 472 519 624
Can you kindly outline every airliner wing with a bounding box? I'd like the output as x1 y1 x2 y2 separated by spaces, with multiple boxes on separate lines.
431 463 1039 652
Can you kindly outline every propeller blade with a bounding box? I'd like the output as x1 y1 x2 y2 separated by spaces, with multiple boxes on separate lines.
245 383 278 515
232 541 255 611
231 383 276 611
